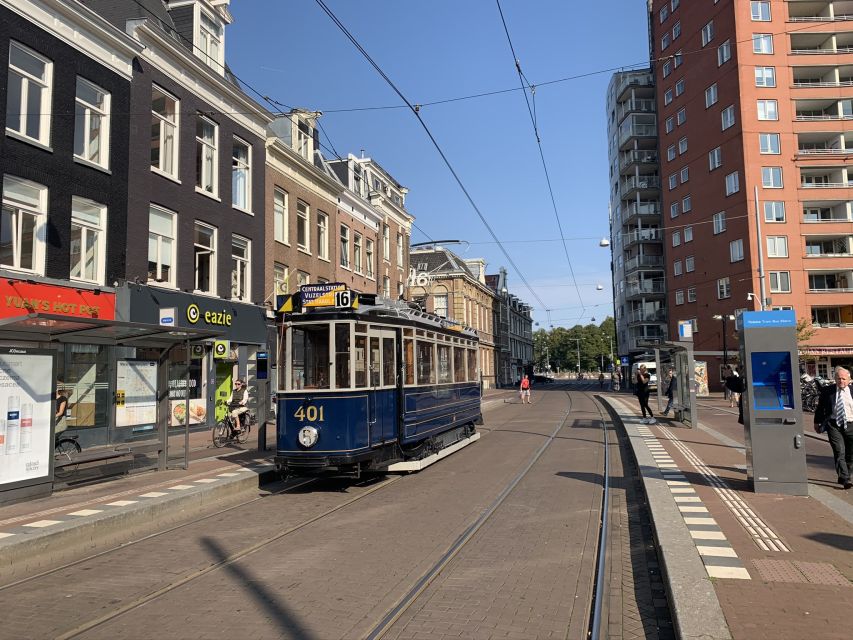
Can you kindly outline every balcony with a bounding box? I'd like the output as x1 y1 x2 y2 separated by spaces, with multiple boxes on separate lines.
791 31 853 54
626 281 666 299
807 269 853 291
811 304 853 327
617 98 656 123
805 234 852 255
618 117 657 149
793 63 853 87
788 0 853 21
615 72 654 101
619 149 658 172
627 335 665 351
625 254 664 272
803 201 851 221
622 201 661 224
795 97 853 120
627 307 668 324
800 167 853 187
620 175 660 196
625 228 662 247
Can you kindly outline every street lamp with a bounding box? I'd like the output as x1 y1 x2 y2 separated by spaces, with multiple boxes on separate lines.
569 338 581 376
713 314 736 371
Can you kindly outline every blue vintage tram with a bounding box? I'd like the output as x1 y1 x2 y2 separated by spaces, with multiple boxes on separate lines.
274 286 482 477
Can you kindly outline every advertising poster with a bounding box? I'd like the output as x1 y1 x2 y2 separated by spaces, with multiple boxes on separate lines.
694 361 710 397
115 360 158 427
0 349 54 487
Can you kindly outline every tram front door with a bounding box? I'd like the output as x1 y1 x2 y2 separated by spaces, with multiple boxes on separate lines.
368 328 397 443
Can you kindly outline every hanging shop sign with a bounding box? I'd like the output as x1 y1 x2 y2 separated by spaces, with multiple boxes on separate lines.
0 280 115 320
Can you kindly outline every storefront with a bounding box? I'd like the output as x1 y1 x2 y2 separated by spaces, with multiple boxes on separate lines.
116 285 271 432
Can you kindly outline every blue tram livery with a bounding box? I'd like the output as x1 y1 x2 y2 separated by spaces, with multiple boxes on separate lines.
274 285 482 477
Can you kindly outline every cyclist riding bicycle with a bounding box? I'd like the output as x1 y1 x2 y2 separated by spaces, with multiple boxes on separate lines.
228 379 249 432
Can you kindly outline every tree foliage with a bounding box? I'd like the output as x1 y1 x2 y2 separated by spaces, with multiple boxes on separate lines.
533 317 617 373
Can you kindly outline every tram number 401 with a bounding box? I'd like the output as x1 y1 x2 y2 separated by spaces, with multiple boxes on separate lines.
294 405 325 422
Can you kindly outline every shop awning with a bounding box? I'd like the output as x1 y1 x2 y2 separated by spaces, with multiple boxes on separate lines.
0 313 223 346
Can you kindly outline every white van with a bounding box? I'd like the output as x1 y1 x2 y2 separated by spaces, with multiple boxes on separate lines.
631 361 657 390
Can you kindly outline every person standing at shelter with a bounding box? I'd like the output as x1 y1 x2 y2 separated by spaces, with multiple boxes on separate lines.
635 364 655 424
814 366 853 489
662 368 676 416
519 374 531 404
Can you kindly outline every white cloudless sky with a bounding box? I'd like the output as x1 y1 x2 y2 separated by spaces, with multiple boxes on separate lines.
226 0 651 328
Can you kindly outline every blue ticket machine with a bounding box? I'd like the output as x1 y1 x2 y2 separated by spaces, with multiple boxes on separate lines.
737 310 808 495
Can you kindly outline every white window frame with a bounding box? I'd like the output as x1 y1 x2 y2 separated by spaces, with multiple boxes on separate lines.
383 275 391 298
675 78 685 96
70 196 106 285
6 41 53 147
664 88 673 105
74 77 110 169
709 147 722 170
678 136 688 154
667 145 676 161
366 238 375 278
340 224 350 269
753 34 774 54
680 167 689 183
147 204 176 287
684 225 693 242
231 137 251 212
713 211 726 234
762 166 783 188
670 202 679 218
687 287 696 302
196 114 218 196
193 221 217 295
730 238 744 262
685 255 695 272
717 277 731 299
770 271 791 293
663 60 672 78
767 236 788 257
672 230 682 246
759 133 781 154
669 174 678 190
751 1 771 21
665 117 674 134
717 40 731 66
383 224 391 261
702 21 715 46
675 289 685 305
755 66 776 87
705 83 718 108
1 175 47 275
231 234 251 302
274 263 289 295
274 188 288 244
197 9 224 71
354 232 363 274
764 201 786 222
297 200 310 252
721 105 736 130
677 108 687 125
673 21 681 40
682 196 692 213
757 99 778 121
317 211 328 260
662 32 672 51
151 85 179 178
397 232 404 265
725 171 740 195
674 259 683 276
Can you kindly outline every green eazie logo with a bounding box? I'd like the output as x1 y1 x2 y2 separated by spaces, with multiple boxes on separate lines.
187 304 201 324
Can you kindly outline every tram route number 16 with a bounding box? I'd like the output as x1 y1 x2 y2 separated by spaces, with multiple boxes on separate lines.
294 405 325 422
335 290 352 308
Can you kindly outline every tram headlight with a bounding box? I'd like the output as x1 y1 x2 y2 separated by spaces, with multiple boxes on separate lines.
298 426 319 448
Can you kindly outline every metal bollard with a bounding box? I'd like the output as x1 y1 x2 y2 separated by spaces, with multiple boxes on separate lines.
257 420 268 451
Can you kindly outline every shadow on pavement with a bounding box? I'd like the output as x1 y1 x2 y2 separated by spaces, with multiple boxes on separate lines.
555 470 604 485
804 531 853 552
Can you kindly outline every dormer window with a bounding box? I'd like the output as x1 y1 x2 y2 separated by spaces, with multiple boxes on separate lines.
198 10 224 72
297 119 312 160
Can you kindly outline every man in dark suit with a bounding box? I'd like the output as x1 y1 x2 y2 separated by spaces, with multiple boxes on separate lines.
814 366 853 489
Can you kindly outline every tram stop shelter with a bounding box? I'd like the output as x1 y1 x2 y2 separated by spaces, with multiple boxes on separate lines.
0 312 221 505
638 339 698 428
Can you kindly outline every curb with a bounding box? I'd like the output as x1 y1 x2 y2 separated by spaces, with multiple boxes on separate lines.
0 465 277 583
599 396 732 640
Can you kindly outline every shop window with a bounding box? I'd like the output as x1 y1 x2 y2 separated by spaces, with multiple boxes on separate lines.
70 197 106 284
168 344 206 427
1 175 46 275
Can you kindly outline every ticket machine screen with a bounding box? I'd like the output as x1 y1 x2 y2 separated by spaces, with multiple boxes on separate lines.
750 351 794 410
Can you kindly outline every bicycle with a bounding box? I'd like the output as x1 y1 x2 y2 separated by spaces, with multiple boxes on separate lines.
54 433 81 478
212 407 256 448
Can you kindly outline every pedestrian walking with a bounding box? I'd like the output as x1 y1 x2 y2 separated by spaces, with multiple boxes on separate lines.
662 368 676 416
814 366 853 489
519 374 531 404
635 364 655 424
599 372 605 389
724 366 742 408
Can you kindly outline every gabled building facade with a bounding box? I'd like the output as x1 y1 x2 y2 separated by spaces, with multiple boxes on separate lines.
485 268 534 386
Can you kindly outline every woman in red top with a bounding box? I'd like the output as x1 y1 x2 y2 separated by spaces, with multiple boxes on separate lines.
520 375 531 404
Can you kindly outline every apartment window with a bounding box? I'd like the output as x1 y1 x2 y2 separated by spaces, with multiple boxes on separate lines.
663 60 672 78
664 88 673 105
757 99 778 121
70 197 106 284
675 78 685 96
297 119 312 160
317 212 328 260
273 188 288 244
751 1 771 20
674 260 683 276
383 276 391 298
674 51 683 67
764 201 786 222
231 235 250 301
660 5 669 22
721 105 736 130
673 21 681 40
705 83 718 108
231 138 251 211
667 145 676 161
675 290 685 305
670 202 680 218
672 230 682 246
383 225 390 260
198 11 223 70
661 33 672 51
770 271 791 293
354 233 363 273
680 167 689 183
759 133 780 155
6 42 52 146
709 147 722 170
762 166 783 188
678 137 688 154
297 271 309 288
687 287 696 302
196 115 218 195
717 277 731 299
151 85 178 177
701 20 714 46
366 239 375 278
274 263 288 295
717 40 731 66
682 196 692 213
684 225 693 242
1 176 46 275
753 34 774 54
397 233 404 264
74 77 110 168
297 200 310 251
730 239 744 262
669 174 678 190
685 255 695 272
755 67 776 87
677 108 687 125
671 0 680 8
148 205 176 285
340 225 350 268
665 117 674 134
767 236 788 257
713 211 726 234
193 222 216 294
725 171 740 195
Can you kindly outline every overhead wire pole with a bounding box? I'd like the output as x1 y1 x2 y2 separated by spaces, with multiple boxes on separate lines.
313 0 548 312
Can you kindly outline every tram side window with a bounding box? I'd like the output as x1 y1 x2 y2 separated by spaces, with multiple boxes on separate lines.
291 325 330 390
382 336 395 386
467 348 477 381
454 346 466 382
335 323 351 389
370 336 380 387
403 338 415 385
437 343 452 383
416 340 435 384
354 334 367 387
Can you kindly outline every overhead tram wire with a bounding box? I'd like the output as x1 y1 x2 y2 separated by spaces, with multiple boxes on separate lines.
313 0 547 312
495 0 586 321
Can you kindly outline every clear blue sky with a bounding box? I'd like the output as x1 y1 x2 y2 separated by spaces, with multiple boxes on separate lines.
226 0 650 329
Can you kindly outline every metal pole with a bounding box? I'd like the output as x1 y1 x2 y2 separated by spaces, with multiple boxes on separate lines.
722 317 728 368
754 186 767 310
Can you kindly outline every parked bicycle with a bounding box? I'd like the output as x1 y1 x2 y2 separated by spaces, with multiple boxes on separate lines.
212 405 257 448
54 433 81 478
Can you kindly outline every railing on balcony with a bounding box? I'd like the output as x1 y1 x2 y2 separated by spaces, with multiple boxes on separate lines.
795 113 853 120
620 175 660 193
798 146 853 155
627 308 667 324
793 79 853 87
801 180 853 187
626 281 666 297
620 149 658 169
615 74 654 98
628 336 665 350
623 201 661 220
625 255 664 271
617 99 656 122
791 46 853 54
625 229 662 244
789 15 853 22
809 286 853 292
